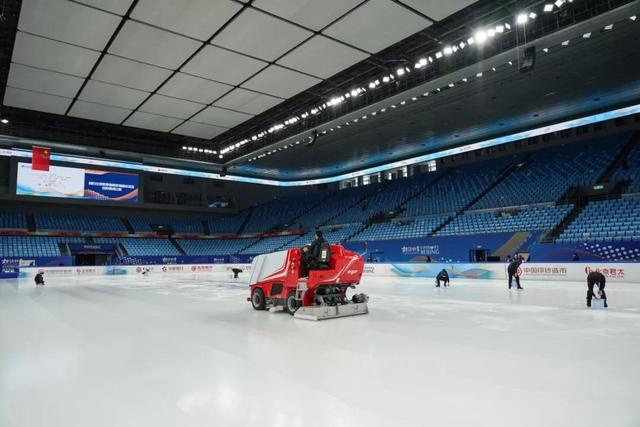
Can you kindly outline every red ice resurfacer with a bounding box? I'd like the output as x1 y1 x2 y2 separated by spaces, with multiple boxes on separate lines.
247 244 368 320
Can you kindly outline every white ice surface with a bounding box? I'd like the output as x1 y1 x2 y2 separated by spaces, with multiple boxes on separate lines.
1 274 640 427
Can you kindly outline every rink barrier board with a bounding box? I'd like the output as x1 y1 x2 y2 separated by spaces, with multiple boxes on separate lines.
8 262 640 283
16 264 252 279
363 263 639 282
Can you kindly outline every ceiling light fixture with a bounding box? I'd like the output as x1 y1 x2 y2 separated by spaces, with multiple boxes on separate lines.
474 30 487 44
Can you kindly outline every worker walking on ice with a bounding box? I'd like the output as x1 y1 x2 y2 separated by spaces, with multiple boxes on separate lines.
435 269 450 287
586 270 608 308
507 255 523 290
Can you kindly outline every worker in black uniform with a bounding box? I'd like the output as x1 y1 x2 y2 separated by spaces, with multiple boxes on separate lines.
586 270 607 308
34 271 45 286
507 255 523 290
309 230 327 258
301 230 328 277
435 269 450 287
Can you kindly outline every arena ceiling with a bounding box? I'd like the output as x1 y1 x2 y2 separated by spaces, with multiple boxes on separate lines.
0 0 638 182
0 0 474 142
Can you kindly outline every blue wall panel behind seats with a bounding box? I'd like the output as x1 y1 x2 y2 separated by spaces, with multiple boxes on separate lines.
344 233 514 263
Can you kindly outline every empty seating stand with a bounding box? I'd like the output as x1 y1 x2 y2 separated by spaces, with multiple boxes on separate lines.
611 141 640 193
558 196 640 242
177 238 256 256
438 205 572 236
129 217 203 234
399 158 514 218
353 216 449 241
473 134 627 209
0 211 26 229
35 213 127 232
208 211 248 235
94 238 181 256
0 236 84 257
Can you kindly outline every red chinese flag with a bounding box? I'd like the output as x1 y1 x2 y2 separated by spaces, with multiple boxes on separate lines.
32 146 51 171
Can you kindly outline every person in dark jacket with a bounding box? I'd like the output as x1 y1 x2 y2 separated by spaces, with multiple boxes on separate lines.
572 252 580 262
507 256 523 289
301 230 328 276
308 230 327 259
34 272 45 286
586 270 607 308
435 269 450 287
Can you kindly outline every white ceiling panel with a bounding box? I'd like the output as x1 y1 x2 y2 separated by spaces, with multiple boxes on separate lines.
139 94 204 120
3 87 71 115
18 0 121 51
253 0 363 31
7 64 84 98
158 73 232 104
277 35 368 79
241 65 320 98
132 0 242 41
324 0 431 53
212 8 312 61
191 106 253 128
182 45 267 85
69 100 132 124
18 0 121 50
400 0 478 21
214 88 283 115
11 32 100 77
124 111 183 132
108 21 201 69
92 55 173 92
78 80 149 109
172 121 228 139
75 0 133 15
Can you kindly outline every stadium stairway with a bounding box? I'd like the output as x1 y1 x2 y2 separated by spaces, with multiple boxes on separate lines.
235 238 263 254
26 214 36 232
542 199 587 243
58 243 71 256
118 243 129 256
543 135 636 243
430 161 521 236
318 192 376 228
492 231 530 259
396 169 452 213
280 192 337 231
596 131 638 183
346 170 453 241
169 237 187 255
237 206 255 234
123 218 135 234
202 220 210 235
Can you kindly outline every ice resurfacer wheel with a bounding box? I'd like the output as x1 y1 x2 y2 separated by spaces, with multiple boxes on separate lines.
251 288 266 310
284 291 299 315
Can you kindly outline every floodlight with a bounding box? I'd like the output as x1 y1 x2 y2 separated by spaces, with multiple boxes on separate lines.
474 30 487 43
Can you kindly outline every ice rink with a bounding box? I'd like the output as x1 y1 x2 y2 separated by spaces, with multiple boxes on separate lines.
1 273 640 427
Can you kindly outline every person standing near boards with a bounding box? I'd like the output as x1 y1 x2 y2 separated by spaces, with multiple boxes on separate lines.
507 255 523 290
